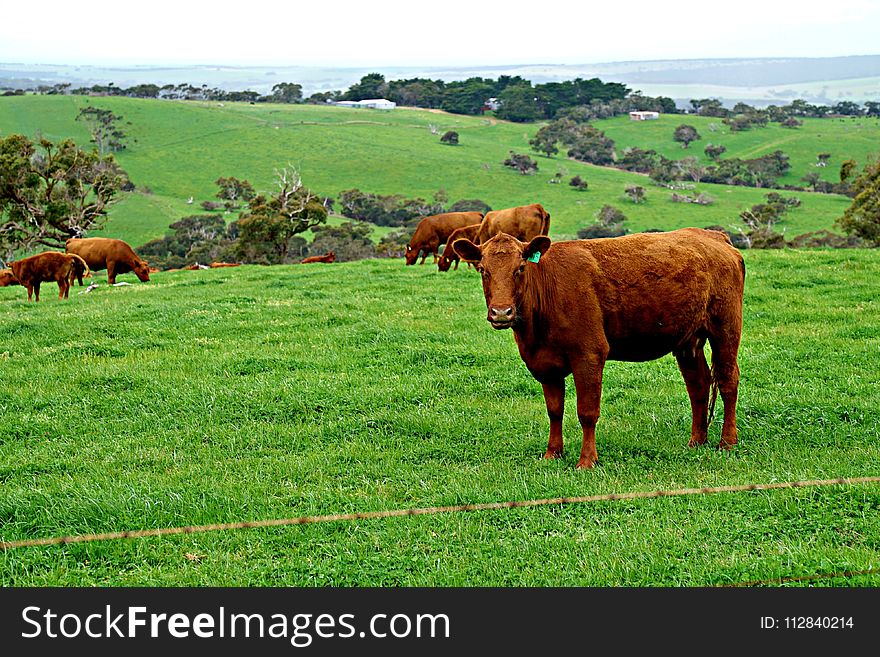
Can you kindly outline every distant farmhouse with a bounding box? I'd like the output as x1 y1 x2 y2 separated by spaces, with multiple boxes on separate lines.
332 98 396 110
629 110 660 121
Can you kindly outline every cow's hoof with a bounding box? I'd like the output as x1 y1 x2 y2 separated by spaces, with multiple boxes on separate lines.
575 458 597 470
687 436 708 448
543 449 564 460
717 438 737 450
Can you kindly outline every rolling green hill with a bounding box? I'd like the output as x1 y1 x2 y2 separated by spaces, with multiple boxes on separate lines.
0 95 865 250
595 113 880 188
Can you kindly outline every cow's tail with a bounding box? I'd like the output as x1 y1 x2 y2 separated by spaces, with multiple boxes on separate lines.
540 205 551 236
69 253 90 281
707 362 720 425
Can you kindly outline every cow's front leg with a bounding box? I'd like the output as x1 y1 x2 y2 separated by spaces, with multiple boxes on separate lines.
571 355 606 469
541 379 565 459
107 261 117 285
419 251 428 265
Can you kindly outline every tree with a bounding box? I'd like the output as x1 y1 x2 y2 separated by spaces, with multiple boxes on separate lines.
440 131 459 145
308 221 375 262
494 83 542 122
343 73 387 101
673 124 701 148
704 143 727 160
865 101 880 117
569 175 588 191
503 151 539 175
76 106 129 154
0 134 128 259
440 78 495 115
578 205 628 239
837 158 880 246
215 177 256 211
270 82 303 104
780 117 803 129
840 159 858 183
232 167 327 264
624 185 646 203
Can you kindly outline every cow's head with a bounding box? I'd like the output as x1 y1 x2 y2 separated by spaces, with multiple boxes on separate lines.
0 269 20 287
404 244 419 266
133 258 151 282
454 233 551 330
437 249 456 272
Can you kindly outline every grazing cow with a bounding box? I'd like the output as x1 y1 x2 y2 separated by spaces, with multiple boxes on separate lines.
0 269 20 287
405 211 483 265
301 251 336 264
437 224 481 272
9 252 90 302
476 203 550 245
453 228 744 469
65 237 151 285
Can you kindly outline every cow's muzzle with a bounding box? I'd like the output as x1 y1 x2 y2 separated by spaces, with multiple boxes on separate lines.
488 306 515 329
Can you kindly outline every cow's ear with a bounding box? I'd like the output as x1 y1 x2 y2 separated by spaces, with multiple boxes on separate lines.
453 239 482 263
523 236 551 264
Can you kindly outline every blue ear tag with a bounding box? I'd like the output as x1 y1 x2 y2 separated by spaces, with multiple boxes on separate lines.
527 251 541 263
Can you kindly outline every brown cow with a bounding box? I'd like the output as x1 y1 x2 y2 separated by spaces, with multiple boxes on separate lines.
65 237 151 285
405 211 483 265
301 251 336 264
0 269 20 287
209 262 241 268
476 203 550 244
437 224 481 272
9 252 90 302
453 228 744 469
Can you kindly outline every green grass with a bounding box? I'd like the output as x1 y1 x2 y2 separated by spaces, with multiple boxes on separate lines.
596 113 880 188
1 250 878 586
0 95 863 248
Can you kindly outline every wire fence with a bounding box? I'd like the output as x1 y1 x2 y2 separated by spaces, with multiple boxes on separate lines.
3 476 878 580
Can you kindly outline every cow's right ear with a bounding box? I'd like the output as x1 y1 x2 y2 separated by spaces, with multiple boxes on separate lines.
453 239 482 263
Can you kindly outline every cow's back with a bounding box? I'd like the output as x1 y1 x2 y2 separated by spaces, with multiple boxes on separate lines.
534 229 743 362
66 237 134 268
478 204 549 243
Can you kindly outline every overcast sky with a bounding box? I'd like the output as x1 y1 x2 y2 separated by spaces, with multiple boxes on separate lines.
3 0 879 66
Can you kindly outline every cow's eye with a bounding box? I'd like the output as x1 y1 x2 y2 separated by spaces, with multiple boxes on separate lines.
517 263 525 274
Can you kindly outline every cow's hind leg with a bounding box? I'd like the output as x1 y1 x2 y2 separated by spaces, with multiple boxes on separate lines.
33 282 41 302
571 354 606 469
708 335 741 449
675 340 711 447
541 379 565 459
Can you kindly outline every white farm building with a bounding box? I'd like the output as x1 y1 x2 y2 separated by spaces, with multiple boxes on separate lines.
629 111 660 121
333 98 396 110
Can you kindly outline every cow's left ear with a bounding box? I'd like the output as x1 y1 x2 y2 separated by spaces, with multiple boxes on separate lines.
453 239 482 264
523 236 551 264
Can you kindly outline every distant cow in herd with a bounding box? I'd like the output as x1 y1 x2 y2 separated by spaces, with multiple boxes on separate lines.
476 203 550 245
65 237 151 285
8 252 90 302
453 228 744 469
437 224 481 272
405 211 484 265
301 251 336 264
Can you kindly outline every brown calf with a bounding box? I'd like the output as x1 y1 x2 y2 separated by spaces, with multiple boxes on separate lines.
9 252 90 302
0 269 20 287
437 224 481 272
454 228 744 469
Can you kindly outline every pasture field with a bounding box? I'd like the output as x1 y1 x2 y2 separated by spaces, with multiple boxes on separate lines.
596 113 880 188
1 249 878 586
0 95 857 248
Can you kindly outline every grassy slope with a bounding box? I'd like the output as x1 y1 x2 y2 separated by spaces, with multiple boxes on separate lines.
0 96 861 249
1 250 878 586
596 113 880 188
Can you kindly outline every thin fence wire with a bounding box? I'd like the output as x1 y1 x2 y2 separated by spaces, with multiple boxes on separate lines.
2 476 878 559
